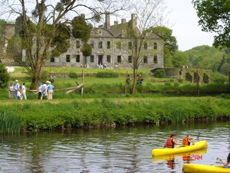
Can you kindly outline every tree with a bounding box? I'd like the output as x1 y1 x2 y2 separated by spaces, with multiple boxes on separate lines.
150 26 178 67
2 0 127 89
122 0 166 94
192 0 230 48
0 63 10 88
172 51 187 68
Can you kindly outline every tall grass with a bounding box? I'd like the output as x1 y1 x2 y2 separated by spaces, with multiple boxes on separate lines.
0 98 229 132
0 112 22 133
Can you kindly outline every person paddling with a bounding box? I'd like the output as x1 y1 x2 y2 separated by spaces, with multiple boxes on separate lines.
220 153 230 168
165 134 181 148
182 135 196 146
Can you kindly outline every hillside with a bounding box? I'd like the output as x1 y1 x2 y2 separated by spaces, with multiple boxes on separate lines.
183 45 230 75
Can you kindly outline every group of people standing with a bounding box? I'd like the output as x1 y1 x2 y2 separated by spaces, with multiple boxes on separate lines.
38 80 54 100
8 77 54 100
8 80 27 100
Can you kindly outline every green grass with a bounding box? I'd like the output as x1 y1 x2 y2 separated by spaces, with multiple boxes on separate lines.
0 97 229 132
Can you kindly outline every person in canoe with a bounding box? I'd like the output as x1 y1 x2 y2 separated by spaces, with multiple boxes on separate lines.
165 134 181 148
220 153 230 168
182 135 196 146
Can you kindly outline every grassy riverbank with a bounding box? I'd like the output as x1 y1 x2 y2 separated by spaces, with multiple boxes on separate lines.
0 97 229 132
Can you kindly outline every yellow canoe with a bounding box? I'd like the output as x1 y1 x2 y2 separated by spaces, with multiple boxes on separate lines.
152 147 207 161
183 164 230 173
152 141 207 156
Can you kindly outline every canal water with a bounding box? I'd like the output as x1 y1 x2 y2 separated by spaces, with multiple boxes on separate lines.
0 121 229 173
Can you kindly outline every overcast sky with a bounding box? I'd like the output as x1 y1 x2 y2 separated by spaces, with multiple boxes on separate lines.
165 0 215 51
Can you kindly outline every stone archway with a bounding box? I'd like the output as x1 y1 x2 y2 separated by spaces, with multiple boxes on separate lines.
203 73 210 84
185 73 193 82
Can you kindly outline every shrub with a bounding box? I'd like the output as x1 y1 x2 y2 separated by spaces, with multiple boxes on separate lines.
96 72 119 78
0 63 10 88
69 72 78 78
170 79 175 83
178 78 184 84
0 112 21 133
211 72 228 84
164 82 172 86
153 69 165 78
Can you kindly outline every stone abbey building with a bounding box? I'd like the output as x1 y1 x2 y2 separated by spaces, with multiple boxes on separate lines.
1 13 164 69
47 13 164 69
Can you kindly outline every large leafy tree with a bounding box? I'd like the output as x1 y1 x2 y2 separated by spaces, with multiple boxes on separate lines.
2 0 127 89
150 26 178 67
192 0 230 48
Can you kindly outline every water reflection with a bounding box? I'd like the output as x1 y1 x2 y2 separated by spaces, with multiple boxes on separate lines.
0 121 229 172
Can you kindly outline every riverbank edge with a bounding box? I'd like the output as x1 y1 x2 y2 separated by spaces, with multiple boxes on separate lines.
0 97 230 132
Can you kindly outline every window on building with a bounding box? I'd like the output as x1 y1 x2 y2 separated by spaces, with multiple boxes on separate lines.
107 55 111 63
154 55 158 64
154 42 157 50
144 56 148 63
50 57 55 62
98 41 103 49
76 40 80 48
107 41 111 49
90 55 94 62
116 42 121 49
144 42 148 49
128 56 132 63
117 55 121 63
76 55 80 62
90 41 94 48
128 42 132 49
66 55 70 62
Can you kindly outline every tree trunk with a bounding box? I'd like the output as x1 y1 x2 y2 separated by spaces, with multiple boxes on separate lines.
30 75 39 90
132 68 137 94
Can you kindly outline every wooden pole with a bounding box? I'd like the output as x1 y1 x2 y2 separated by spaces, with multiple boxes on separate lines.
66 84 84 94
81 69 84 96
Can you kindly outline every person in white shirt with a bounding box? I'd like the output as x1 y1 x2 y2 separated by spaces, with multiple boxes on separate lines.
40 81 48 100
21 83 27 100
8 82 14 99
38 82 42 99
14 80 21 100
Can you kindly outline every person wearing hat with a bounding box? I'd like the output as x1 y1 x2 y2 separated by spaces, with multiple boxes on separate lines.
8 82 14 99
38 82 42 99
14 80 21 100
40 81 48 100
47 81 54 100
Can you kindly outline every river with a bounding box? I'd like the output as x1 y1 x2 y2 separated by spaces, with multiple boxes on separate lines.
0 121 229 173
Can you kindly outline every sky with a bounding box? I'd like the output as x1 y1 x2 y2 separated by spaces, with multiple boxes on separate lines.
165 0 215 51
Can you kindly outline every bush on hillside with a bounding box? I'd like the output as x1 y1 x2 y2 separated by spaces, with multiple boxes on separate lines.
153 69 165 78
69 72 78 78
211 72 228 84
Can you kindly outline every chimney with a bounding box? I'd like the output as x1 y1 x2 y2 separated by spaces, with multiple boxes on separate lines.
105 12 110 29
131 14 137 29
81 13 85 19
121 19 126 24
114 21 118 25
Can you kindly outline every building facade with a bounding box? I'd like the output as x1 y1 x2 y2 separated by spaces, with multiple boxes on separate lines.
46 13 164 69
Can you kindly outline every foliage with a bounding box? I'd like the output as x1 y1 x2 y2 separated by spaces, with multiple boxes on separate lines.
40 71 49 82
96 72 119 78
0 112 21 133
69 72 78 78
0 63 10 88
178 79 184 84
150 26 178 67
192 0 230 48
72 16 92 42
172 51 188 68
211 72 228 84
153 69 166 78
0 98 229 131
81 43 92 57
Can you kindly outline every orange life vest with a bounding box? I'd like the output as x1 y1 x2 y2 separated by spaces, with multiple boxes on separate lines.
166 138 173 148
182 137 189 145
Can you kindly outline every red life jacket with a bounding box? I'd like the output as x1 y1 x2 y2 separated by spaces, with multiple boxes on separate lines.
182 137 189 145
166 138 173 148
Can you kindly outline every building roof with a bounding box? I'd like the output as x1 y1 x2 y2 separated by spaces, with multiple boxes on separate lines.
109 22 128 37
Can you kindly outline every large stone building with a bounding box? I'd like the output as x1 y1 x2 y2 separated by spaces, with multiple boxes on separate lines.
46 13 164 69
1 13 164 69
